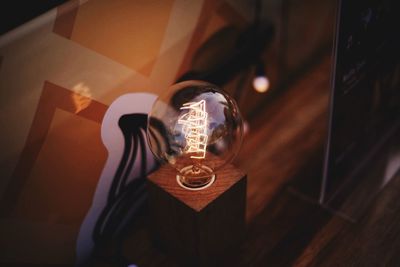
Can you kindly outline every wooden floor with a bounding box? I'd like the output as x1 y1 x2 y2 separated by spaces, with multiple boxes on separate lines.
96 54 400 266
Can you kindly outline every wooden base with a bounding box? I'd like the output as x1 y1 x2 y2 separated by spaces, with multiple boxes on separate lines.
147 163 247 266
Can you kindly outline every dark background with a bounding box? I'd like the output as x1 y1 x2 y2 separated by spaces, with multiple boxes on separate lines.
323 0 400 203
0 0 67 36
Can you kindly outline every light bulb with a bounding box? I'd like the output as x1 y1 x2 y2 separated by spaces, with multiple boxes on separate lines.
253 76 270 93
147 80 243 190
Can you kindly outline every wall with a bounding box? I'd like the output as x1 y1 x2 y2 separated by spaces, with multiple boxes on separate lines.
0 0 335 264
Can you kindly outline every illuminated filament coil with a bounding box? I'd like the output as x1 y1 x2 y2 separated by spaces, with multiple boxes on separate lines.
178 100 208 159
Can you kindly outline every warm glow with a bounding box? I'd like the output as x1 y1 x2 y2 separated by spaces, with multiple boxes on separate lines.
72 83 92 113
253 76 270 93
178 100 208 159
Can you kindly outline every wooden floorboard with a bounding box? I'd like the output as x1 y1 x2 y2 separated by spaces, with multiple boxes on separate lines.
306 169 400 267
235 53 331 222
92 53 400 266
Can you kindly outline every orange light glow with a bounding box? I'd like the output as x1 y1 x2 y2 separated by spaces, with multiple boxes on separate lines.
253 76 270 93
178 100 208 159
72 83 92 114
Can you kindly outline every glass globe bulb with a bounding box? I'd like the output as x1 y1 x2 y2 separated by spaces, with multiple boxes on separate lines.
147 80 243 190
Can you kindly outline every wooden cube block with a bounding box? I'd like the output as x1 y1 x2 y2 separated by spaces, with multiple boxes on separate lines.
147 163 247 266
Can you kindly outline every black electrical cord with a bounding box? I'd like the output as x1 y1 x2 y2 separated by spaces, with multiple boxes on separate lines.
254 0 262 26
90 114 154 266
88 114 173 267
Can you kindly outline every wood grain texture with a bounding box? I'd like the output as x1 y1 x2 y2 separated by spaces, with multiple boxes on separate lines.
85 54 332 267
148 159 245 212
235 54 330 222
85 54 400 267
147 163 246 266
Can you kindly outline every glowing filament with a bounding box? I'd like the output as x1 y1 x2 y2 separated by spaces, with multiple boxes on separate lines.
178 100 208 159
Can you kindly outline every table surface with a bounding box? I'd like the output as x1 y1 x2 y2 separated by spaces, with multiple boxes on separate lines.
93 54 400 266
